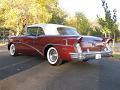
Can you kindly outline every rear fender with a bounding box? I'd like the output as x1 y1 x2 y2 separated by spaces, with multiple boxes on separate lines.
74 37 83 52
53 44 75 61
102 38 112 44
103 38 113 51
105 38 113 44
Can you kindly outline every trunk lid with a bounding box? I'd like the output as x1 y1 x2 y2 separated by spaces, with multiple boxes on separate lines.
79 36 105 51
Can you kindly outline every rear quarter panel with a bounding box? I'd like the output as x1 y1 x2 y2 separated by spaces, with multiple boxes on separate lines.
40 36 77 61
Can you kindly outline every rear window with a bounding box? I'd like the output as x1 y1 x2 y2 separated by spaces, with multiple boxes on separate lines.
57 27 80 36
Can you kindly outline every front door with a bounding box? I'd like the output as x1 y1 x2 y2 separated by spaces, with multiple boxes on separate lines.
22 27 38 55
33 27 46 56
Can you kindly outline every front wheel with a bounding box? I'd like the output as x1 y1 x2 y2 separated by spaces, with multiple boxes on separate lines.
10 44 18 56
47 47 62 66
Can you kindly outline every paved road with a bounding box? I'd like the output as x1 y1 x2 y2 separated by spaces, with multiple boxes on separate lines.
0 48 120 90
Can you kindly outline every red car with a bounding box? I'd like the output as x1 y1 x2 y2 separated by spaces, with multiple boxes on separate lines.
8 24 112 65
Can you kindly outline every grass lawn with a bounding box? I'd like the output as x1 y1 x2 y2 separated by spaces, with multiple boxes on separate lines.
113 54 120 59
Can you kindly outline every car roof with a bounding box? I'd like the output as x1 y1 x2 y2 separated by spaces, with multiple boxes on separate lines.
27 24 74 29
27 24 76 35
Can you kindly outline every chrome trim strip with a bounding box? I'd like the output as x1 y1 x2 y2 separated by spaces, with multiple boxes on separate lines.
70 50 112 55
20 42 44 56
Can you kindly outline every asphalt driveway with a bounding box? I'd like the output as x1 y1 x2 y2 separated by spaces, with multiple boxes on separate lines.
0 47 120 90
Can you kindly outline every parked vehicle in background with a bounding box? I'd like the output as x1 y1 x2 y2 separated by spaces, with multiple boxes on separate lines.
8 24 112 65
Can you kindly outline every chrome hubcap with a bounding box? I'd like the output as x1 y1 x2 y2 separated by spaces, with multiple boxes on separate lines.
10 44 15 55
47 47 58 64
49 49 58 62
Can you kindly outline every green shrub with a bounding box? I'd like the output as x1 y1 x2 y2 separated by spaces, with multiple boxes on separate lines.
116 37 120 42
113 54 120 59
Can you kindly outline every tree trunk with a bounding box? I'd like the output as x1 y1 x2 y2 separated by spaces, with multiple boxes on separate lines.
105 33 107 38
113 33 115 46
16 27 20 36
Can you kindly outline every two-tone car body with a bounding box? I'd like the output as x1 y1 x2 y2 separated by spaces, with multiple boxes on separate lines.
8 24 112 65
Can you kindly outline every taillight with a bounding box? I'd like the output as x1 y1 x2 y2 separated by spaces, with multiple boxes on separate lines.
75 43 82 53
104 38 112 51
105 43 112 51
74 37 83 53
77 37 83 43
102 38 112 51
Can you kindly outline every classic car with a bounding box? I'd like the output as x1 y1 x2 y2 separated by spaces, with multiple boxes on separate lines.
8 24 112 65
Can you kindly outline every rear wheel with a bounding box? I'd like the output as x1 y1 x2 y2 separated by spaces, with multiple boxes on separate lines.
10 44 18 56
47 47 62 66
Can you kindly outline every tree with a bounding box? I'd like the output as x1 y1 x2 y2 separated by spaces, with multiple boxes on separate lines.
48 1 67 24
65 12 97 36
75 12 91 35
98 0 119 41
0 0 60 36
65 16 77 27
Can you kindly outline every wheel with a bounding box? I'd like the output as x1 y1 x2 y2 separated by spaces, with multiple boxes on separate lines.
47 47 62 66
10 44 18 56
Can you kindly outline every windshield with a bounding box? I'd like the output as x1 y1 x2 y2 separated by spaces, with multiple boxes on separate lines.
57 27 80 36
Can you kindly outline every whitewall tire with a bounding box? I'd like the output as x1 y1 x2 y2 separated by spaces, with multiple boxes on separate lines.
10 44 17 56
47 47 62 65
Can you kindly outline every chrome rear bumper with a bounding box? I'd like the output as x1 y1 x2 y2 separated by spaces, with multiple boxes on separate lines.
70 50 112 61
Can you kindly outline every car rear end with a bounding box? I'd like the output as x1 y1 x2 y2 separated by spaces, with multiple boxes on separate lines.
69 36 112 61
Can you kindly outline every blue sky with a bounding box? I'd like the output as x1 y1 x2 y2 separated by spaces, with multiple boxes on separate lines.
59 0 120 23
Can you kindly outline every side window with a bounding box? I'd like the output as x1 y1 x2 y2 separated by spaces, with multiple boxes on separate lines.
37 27 44 35
27 27 37 36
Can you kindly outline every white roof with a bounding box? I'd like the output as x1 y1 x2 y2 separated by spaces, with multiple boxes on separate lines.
27 24 74 28
27 24 46 28
27 24 75 35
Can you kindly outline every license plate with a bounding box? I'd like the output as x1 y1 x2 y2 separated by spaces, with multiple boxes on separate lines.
95 54 101 59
